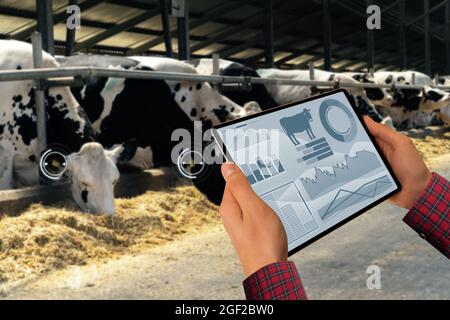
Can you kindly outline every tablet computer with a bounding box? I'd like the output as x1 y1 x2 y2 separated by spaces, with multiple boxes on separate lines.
212 89 400 256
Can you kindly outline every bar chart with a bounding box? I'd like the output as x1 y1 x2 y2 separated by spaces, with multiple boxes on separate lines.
240 155 285 185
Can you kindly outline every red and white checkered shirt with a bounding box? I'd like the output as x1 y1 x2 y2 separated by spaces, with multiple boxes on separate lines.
243 172 449 300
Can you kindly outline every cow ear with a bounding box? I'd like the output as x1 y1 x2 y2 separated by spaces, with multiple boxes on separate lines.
107 139 138 164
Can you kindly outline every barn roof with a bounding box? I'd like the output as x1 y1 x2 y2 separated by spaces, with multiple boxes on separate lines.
0 0 448 75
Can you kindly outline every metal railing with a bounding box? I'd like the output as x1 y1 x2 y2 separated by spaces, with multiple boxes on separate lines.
3 32 450 180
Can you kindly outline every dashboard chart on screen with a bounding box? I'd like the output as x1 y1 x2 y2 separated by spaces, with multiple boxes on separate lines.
213 90 400 254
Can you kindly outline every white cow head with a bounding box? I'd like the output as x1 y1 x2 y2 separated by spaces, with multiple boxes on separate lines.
67 140 137 215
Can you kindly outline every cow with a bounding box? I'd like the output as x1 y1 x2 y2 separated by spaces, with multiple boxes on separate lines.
280 109 316 145
256 68 393 125
372 71 450 128
56 55 265 205
0 40 137 214
342 72 393 108
191 58 278 109
191 59 393 126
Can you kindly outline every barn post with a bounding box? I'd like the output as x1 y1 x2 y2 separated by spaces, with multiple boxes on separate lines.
399 0 407 70
424 0 431 75
160 0 173 58
366 0 375 75
65 0 78 56
36 0 55 56
322 0 332 71
309 62 315 80
172 0 190 60
446 0 450 73
212 53 220 75
31 32 48 167
264 0 274 67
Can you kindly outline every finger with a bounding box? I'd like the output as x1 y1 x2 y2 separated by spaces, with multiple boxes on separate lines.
364 116 402 146
221 162 261 212
219 186 242 229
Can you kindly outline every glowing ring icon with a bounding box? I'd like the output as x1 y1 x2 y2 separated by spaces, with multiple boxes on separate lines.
319 99 357 142
177 148 206 179
39 148 68 181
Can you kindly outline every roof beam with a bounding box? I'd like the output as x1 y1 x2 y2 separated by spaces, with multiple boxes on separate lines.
190 0 299 54
125 1 238 56
74 7 160 51
219 10 323 59
14 0 105 41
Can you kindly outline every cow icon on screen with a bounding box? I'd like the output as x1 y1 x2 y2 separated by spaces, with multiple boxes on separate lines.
280 109 316 145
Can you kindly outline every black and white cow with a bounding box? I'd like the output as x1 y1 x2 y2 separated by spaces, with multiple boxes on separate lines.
373 71 450 128
343 72 393 108
191 58 278 109
0 40 137 214
57 55 264 205
256 68 392 124
192 59 391 124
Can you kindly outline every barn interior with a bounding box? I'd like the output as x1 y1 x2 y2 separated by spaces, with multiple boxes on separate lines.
0 0 449 301
0 0 449 75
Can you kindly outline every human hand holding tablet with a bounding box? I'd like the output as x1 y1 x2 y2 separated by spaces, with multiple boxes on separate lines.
213 89 402 255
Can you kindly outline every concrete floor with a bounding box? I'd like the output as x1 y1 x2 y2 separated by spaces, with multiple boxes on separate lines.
2 156 449 300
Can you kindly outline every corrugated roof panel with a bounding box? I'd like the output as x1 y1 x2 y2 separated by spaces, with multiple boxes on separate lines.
191 22 226 37
194 43 227 55
273 52 292 61
0 14 33 35
230 48 264 59
98 31 153 48
284 54 315 65
0 0 68 11
54 24 104 43
136 15 177 31
82 3 143 24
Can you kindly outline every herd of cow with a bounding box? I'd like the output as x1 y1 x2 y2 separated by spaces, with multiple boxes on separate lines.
1 40 449 214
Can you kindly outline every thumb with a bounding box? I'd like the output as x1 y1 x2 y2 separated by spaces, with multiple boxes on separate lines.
364 116 399 146
221 163 261 212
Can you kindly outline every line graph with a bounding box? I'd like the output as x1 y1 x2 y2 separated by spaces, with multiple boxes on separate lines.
318 175 393 220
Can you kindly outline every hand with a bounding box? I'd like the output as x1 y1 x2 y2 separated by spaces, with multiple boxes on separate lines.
364 116 432 209
219 163 288 276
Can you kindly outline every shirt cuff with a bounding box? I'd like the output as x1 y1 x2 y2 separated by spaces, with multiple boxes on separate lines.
403 172 450 258
242 261 308 300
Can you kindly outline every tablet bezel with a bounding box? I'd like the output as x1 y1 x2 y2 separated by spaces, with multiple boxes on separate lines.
212 88 401 256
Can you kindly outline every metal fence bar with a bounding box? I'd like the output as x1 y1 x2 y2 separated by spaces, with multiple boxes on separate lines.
1 65 450 90
31 32 48 169
399 0 407 69
322 0 332 71
446 1 450 73
424 0 431 75
65 0 77 56
36 0 55 55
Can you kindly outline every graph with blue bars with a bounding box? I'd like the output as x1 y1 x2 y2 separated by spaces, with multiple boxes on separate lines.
241 156 285 185
296 137 334 165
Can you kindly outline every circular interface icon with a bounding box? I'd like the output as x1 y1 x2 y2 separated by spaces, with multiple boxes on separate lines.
319 99 357 142
39 147 69 181
177 148 206 180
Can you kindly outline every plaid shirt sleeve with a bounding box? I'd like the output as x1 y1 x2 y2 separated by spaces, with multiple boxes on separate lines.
243 261 308 300
403 172 449 258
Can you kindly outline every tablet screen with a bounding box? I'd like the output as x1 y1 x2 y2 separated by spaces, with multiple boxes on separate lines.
213 90 400 255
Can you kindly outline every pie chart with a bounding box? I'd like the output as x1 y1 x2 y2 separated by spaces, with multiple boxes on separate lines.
319 99 357 142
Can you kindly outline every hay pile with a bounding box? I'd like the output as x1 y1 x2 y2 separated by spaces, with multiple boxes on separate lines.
411 131 450 165
0 185 219 285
